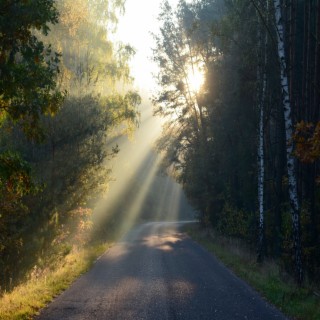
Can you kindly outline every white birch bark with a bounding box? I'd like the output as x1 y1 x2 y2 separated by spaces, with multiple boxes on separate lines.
257 49 266 263
273 0 303 284
257 25 267 262
257 0 269 263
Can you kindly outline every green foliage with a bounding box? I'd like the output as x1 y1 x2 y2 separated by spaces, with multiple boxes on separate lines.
0 0 141 293
104 91 141 129
0 0 64 139
45 0 135 95
216 203 256 241
153 0 257 225
0 94 140 291
153 0 320 285
0 152 33 197
0 151 39 291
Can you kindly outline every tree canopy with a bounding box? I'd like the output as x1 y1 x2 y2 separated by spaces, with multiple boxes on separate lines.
0 0 64 138
0 0 140 291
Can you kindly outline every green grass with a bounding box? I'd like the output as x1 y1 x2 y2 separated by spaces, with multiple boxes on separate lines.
185 224 320 320
0 243 110 320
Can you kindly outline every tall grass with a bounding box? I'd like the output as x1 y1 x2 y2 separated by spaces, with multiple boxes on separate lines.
185 225 320 320
0 243 109 320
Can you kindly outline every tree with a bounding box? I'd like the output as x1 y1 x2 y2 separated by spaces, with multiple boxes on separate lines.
0 0 142 291
256 20 267 263
153 0 225 224
45 0 132 96
0 0 64 289
273 0 303 284
0 0 64 139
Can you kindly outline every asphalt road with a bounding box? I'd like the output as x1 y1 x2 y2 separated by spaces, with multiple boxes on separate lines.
37 222 288 320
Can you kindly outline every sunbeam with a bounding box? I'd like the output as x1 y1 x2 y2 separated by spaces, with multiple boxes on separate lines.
90 0 195 241
92 97 194 239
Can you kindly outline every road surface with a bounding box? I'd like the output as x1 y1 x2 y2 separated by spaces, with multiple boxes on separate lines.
38 222 287 320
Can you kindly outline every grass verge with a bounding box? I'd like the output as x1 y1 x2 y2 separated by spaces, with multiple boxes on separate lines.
0 242 110 320
185 224 320 320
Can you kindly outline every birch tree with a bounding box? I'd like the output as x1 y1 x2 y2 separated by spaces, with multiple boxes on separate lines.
257 28 267 263
273 0 303 284
255 0 271 263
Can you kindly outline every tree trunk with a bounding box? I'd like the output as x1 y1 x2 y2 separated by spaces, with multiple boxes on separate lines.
257 8 268 262
274 92 286 258
314 0 320 121
257 80 265 262
273 0 303 284
288 0 296 121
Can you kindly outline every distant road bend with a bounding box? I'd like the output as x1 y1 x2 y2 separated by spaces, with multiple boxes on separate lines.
38 221 287 320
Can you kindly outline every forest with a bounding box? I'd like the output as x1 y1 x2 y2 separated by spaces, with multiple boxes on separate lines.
0 0 319 315
0 0 140 292
152 0 320 286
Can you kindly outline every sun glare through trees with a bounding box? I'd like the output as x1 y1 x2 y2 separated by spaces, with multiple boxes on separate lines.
0 0 193 299
91 100 194 239
88 0 194 238
1 0 320 318
187 66 204 94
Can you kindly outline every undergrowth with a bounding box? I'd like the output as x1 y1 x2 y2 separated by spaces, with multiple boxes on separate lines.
0 243 109 320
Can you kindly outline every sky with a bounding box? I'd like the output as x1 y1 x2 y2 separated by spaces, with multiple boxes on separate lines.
93 0 196 229
114 0 179 92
